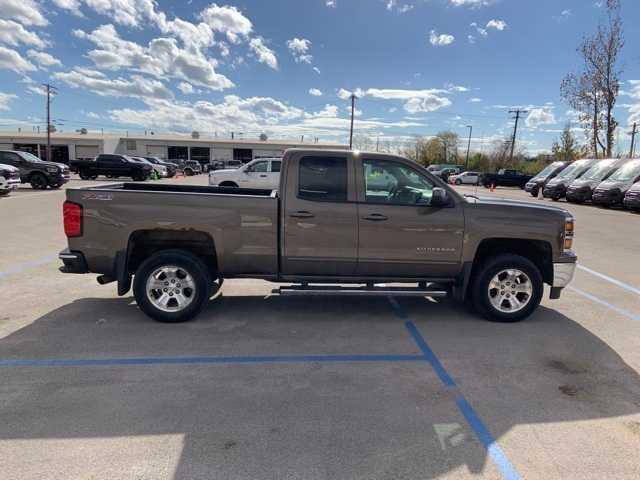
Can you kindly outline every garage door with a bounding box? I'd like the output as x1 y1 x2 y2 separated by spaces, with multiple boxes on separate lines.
75 145 100 159
146 145 166 159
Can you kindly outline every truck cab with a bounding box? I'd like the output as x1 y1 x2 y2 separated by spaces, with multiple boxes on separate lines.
209 157 281 190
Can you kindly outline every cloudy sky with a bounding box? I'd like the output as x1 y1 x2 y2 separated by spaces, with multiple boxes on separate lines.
0 0 639 154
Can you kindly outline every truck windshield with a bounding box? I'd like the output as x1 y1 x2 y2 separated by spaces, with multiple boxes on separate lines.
580 160 615 181
532 163 561 180
609 160 640 181
555 161 588 180
17 151 43 162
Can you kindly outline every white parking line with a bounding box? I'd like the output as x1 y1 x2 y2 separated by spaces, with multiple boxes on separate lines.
568 286 640 321
577 264 640 296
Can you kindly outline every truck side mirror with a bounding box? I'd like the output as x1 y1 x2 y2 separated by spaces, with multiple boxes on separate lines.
431 187 448 207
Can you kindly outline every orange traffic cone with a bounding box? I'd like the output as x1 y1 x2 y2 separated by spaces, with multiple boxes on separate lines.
490 183 495 192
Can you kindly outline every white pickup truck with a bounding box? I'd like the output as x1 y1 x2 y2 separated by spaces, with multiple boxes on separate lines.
209 158 281 189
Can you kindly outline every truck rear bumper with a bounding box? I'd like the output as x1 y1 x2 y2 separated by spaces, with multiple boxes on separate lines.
59 248 89 274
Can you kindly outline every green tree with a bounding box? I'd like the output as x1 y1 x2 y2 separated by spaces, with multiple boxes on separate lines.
551 123 582 161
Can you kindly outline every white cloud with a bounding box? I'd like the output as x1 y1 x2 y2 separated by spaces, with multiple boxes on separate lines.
469 97 482 103
0 19 47 49
486 19 507 31
177 82 194 94
313 66 321 74
449 0 492 7
526 108 556 128
0 0 48 26
626 80 640 125
309 88 323 96
470 22 488 37
445 83 469 93
326 0 336 7
54 69 174 100
87 111 101 119
27 50 62 68
385 1 414 13
287 37 313 64
337 88 365 100
74 24 234 90
343 87 452 114
429 30 455 46
0 45 36 72
199 3 253 43
0 91 17 110
249 37 278 69
403 96 452 113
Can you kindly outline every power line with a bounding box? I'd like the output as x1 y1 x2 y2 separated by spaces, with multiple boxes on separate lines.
508 109 527 162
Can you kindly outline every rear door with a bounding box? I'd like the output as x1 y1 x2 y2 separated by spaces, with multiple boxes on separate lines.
281 153 357 276
356 156 464 277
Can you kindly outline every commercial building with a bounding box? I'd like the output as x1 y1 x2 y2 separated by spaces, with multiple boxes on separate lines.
0 131 347 165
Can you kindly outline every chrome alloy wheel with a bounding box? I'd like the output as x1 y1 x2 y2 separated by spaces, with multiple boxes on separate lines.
487 269 533 313
146 265 196 312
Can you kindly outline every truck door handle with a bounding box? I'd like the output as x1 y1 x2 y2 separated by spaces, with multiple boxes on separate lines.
362 213 388 221
260 174 268 177
290 211 315 218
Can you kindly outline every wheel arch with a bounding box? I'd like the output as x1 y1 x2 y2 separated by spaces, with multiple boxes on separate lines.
461 238 553 301
122 229 219 295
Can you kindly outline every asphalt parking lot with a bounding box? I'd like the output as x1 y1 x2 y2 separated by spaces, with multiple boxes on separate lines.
1 177 639 480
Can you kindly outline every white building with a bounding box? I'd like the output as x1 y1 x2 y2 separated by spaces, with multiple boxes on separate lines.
0 131 347 165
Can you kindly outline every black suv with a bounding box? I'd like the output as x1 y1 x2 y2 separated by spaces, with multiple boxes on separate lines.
72 154 152 181
0 150 70 189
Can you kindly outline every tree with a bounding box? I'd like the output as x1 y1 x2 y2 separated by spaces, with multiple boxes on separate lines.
561 0 623 158
551 123 582 162
404 131 460 166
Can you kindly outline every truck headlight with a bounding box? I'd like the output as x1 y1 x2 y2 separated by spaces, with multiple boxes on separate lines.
47 166 58 173
563 217 574 251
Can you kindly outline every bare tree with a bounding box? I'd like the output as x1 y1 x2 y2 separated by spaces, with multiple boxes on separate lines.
561 0 623 158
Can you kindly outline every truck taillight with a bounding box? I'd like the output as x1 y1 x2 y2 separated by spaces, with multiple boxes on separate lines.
63 201 83 237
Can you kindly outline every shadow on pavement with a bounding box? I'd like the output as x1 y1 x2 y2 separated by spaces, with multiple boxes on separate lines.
0 295 639 479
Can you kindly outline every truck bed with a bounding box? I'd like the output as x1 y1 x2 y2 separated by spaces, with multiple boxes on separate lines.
66 182 279 277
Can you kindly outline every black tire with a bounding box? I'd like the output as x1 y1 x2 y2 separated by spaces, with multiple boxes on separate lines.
184 168 194 176
470 254 543 323
455 179 462 185
530 187 539 197
79 169 92 180
29 173 48 190
0 190 10 196
132 173 144 181
133 250 212 323
220 181 239 188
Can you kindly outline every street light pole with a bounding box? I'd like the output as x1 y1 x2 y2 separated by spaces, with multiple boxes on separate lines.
465 125 473 171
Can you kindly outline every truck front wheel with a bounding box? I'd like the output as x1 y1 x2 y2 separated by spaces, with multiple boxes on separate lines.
133 250 212 323
471 254 543 323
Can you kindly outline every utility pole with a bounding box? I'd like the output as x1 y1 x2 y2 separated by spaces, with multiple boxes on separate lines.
629 122 638 158
465 125 473 170
508 109 527 162
349 93 357 149
376 132 380 152
43 83 57 162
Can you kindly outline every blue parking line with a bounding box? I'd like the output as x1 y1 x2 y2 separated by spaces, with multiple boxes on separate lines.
389 298 522 480
0 354 425 367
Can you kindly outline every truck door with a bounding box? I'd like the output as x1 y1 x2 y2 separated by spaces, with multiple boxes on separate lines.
355 156 464 277
268 160 281 190
242 160 271 188
281 154 357 276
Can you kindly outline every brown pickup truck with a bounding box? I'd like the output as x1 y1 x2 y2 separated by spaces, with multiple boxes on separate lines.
59 149 577 323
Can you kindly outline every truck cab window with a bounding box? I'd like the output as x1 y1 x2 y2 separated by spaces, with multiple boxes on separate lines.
363 158 434 205
298 156 347 202
248 161 268 173
271 161 281 173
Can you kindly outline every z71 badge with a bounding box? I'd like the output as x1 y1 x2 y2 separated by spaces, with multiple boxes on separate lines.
81 192 113 201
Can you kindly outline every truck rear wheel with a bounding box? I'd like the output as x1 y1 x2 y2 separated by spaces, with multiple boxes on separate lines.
133 250 211 323
471 254 543 323
29 173 48 189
